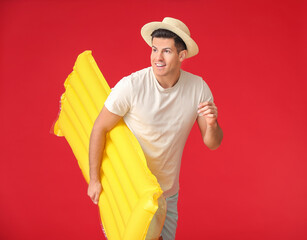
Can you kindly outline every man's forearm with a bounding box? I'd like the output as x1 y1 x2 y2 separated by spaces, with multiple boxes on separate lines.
204 121 223 150
87 107 122 204
89 127 107 182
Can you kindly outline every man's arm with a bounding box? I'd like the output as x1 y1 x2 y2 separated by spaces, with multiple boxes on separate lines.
87 106 122 204
197 101 223 150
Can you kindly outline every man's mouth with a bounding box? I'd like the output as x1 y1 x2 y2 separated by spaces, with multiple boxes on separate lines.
155 63 166 67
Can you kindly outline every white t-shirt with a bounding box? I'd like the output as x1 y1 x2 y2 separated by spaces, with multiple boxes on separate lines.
104 67 213 197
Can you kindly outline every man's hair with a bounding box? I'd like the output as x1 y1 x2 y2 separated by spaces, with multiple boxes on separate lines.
151 29 187 53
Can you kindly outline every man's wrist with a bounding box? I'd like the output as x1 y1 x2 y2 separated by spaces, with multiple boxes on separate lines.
89 175 100 183
207 120 218 129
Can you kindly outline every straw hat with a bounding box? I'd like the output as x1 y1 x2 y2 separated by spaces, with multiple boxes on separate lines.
141 17 199 58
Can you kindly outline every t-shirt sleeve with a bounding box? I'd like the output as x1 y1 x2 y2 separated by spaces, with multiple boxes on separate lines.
104 76 132 117
200 80 214 103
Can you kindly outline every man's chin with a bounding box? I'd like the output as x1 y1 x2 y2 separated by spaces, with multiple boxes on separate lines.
153 68 167 76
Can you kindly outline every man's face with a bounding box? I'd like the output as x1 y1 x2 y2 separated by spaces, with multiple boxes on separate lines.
150 37 184 80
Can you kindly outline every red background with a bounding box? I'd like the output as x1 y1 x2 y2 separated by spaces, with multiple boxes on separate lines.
1 0 306 239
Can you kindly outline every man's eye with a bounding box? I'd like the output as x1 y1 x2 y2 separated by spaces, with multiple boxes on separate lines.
152 48 157 52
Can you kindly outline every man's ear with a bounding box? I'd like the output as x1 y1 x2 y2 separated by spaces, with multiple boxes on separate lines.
179 50 188 62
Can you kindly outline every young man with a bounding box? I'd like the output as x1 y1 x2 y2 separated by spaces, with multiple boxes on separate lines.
87 17 223 240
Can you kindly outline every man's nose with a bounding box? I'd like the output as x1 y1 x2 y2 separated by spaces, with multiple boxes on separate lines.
156 51 163 61
153 51 163 61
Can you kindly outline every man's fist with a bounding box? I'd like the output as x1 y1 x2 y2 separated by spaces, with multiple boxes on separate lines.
198 101 218 127
87 180 102 204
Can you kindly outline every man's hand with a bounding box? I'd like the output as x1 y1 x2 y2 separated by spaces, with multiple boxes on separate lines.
197 101 223 149
197 101 218 127
87 180 102 205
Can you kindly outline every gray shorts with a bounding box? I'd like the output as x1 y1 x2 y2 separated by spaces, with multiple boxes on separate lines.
161 192 179 240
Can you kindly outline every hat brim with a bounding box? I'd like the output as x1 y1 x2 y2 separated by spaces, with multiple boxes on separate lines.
141 22 199 58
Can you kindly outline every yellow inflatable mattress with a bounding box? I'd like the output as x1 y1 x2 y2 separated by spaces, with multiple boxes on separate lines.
52 51 163 239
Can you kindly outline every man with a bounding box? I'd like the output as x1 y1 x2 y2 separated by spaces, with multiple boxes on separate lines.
87 17 223 240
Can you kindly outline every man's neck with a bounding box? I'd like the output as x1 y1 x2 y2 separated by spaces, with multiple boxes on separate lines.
154 70 181 89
